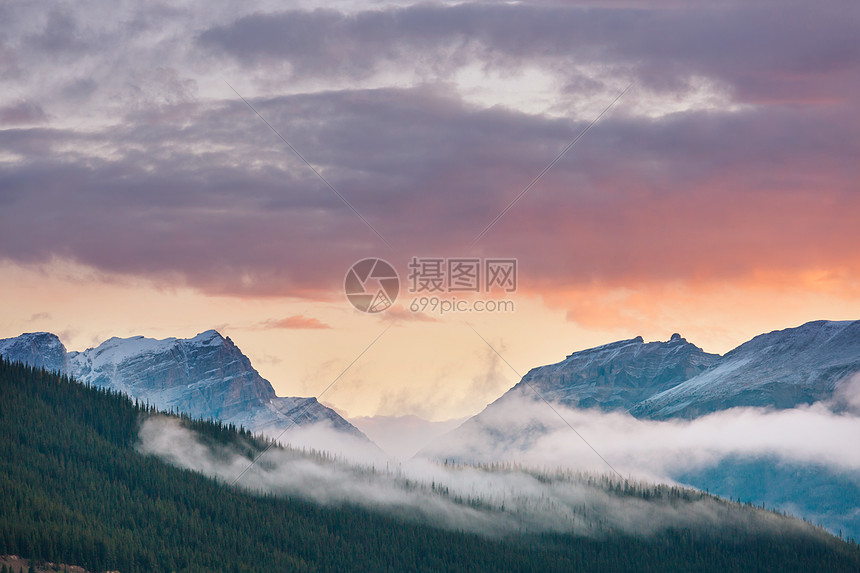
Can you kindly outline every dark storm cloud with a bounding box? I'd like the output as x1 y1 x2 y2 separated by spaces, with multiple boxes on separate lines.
0 0 857 297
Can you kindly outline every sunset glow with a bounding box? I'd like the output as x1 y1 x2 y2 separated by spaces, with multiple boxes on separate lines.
2 0 858 421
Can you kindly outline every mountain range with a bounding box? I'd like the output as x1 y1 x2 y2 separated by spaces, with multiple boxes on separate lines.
424 320 860 463
5 359 857 572
633 320 860 418
421 319 860 540
464 320 860 421
3 319 860 539
0 329 366 441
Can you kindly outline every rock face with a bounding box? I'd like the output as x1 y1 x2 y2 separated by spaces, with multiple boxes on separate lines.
0 330 365 439
66 330 276 420
632 320 860 419
421 319 860 541
512 333 720 413
0 332 68 373
452 320 860 426
426 334 721 459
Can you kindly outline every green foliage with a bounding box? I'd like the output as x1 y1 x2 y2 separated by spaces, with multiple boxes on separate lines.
1 358 859 572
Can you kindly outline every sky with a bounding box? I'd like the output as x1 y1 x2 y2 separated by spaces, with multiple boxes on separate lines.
1 0 859 421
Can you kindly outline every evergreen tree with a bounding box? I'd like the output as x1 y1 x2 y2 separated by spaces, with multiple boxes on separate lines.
0 358 858 573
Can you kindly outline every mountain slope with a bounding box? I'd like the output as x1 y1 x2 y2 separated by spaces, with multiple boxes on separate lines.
478 320 860 421
422 320 860 540
420 333 722 460
0 332 67 373
632 320 860 418
675 456 860 541
0 330 365 441
510 333 720 412
2 359 859 572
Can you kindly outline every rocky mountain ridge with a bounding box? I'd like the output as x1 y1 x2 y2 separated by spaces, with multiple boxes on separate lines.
0 330 366 440
421 319 860 541
469 319 860 421
633 320 860 418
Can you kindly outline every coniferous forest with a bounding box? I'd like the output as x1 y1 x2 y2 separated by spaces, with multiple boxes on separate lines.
1 359 859 572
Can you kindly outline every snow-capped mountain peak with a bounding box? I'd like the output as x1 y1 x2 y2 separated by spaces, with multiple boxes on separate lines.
634 319 860 418
516 333 720 412
0 329 367 442
0 331 67 373
188 329 225 346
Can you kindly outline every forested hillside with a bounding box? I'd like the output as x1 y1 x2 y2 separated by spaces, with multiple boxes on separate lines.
1 359 858 572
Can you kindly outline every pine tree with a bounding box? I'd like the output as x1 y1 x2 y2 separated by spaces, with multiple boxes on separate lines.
2 358 859 573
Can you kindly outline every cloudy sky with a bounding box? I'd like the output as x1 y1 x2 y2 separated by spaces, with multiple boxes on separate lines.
1 0 858 420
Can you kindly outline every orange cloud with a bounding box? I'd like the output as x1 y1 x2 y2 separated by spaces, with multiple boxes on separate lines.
261 315 332 330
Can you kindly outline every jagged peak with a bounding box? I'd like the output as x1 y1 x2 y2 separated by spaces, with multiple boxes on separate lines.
189 329 225 346
556 333 714 369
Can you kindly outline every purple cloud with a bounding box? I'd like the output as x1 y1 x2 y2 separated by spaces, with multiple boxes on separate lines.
0 0 857 298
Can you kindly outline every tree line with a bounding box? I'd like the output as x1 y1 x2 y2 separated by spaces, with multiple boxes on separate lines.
1 358 858 572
